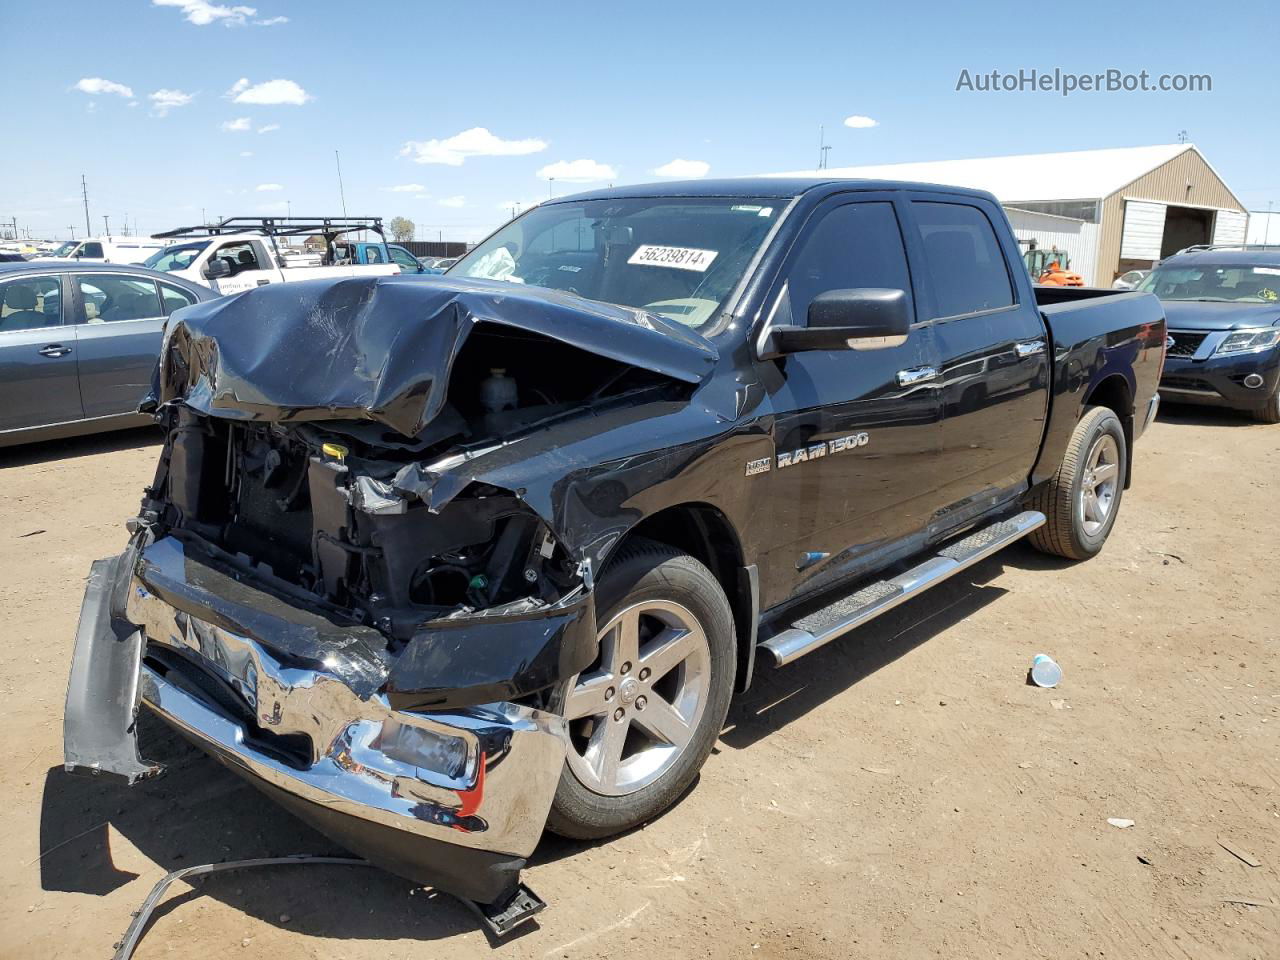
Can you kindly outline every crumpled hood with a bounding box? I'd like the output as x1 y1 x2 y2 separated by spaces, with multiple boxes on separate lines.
1161 299 1280 332
155 275 718 437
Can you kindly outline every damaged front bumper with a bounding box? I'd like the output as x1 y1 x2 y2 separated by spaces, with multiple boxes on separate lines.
64 535 586 906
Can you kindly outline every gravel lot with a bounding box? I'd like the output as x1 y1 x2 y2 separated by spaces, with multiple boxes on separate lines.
1 406 1276 960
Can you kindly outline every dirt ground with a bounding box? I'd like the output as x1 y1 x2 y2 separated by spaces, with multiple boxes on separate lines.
1 405 1276 960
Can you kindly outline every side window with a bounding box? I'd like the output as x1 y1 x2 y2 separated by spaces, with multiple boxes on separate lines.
212 241 261 275
77 276 163 323
390 246 418 269
911 201 1014 318
159 283 198 317
80 242 104 259
0 276 62 332
782 201 913 326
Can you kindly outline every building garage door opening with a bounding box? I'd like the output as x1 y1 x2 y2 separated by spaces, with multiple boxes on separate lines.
1160 206 1213 258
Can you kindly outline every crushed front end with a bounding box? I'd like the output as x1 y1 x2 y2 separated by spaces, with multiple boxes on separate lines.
62 277 715 909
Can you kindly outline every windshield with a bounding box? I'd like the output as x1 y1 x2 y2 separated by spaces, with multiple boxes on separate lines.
143 240 210 272
47 241 77 257
449 197 781 330
1138 263 1280 302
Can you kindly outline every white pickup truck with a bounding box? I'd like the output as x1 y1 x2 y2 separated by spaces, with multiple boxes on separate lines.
142 217 402 295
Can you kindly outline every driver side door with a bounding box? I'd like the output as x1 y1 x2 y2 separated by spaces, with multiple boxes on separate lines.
755 195 944 607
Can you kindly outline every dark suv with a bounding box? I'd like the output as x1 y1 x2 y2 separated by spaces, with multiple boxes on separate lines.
1142 246 1280 421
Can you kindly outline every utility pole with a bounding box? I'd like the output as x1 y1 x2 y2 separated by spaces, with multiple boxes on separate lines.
548 178 555 200
103 214 110 236
335 150 348 221
1177 129 1189 144
67 225 76 240
818 125 831 170
1265 201 1274 246
81 174 91 237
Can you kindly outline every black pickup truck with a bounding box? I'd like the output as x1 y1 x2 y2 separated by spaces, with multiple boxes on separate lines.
64 178 1165 930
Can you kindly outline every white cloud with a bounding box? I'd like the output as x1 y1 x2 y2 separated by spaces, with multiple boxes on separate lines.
537 159 617 183
153 0 256 27
382 184 426 193
413 194 431 201
148 88 195 116
255 183 284 191
256 123 280 133
653 158 710 178
221 116 251 132
438 196 466 208
74 77 134 98
239 151 254 157
128 101 140 108
400 126 547 166
227 78 311 105
843 114 878 129
253 15 288 25
257 200 289 213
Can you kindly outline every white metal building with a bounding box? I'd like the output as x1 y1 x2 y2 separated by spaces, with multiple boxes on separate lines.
775 144 1247 286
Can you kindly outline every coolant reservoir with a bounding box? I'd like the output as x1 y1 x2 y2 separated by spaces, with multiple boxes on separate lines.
480 368 517 413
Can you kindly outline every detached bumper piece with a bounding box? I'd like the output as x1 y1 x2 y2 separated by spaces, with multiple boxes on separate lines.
63 538 570 921
63 548 163 784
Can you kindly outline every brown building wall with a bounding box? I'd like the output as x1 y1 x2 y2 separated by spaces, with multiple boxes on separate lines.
1095 148 1245 282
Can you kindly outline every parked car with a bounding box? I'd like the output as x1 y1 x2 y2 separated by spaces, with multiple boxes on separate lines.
0 261 211 447
344 240 435 275
1140 245 1280 421
33 235 166 264
65 178 1164 930
1112 269 1150 290
143 217 403 295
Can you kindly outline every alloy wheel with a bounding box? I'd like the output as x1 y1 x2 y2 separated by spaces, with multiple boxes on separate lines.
562 600 710 797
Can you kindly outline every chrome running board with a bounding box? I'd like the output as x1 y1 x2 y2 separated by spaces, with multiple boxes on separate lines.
759 510 1046 667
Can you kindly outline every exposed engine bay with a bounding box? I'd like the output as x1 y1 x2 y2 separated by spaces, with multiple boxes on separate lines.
152 322 682 643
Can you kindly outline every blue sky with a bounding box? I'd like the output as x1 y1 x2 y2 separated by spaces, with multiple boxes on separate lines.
1 0 1275 242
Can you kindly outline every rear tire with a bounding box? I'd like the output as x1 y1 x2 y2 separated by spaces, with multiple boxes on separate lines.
1027 405 1127 560
547 540 735 840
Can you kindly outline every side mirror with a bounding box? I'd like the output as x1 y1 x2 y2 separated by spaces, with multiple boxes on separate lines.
202 258 231 280
762 288 911 357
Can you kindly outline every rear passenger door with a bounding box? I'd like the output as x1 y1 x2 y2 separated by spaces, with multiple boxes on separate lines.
0 273 83 432
905 195 1050 530
72 274 175 419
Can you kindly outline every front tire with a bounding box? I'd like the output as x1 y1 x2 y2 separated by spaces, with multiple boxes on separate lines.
1252 382 1280 423
1027 405 1127 560
547 540 735 840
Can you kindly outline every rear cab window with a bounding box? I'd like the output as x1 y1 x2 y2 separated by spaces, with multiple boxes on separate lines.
911 201 1014 318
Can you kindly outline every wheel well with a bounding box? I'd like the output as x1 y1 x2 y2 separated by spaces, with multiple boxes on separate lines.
1083 374 1134 488
614 503 755 693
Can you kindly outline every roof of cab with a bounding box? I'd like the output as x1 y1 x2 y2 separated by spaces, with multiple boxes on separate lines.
553 176 998 204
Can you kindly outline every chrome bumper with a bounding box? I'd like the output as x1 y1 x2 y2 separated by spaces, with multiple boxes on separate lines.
65 540 571 902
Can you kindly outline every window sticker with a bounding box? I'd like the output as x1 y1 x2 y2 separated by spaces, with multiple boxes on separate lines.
627 245 719 272
1253 267 1280 276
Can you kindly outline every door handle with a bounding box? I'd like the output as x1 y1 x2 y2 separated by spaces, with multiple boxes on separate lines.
897 366 939 387
1014 340 1046 358
38 344 72 358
